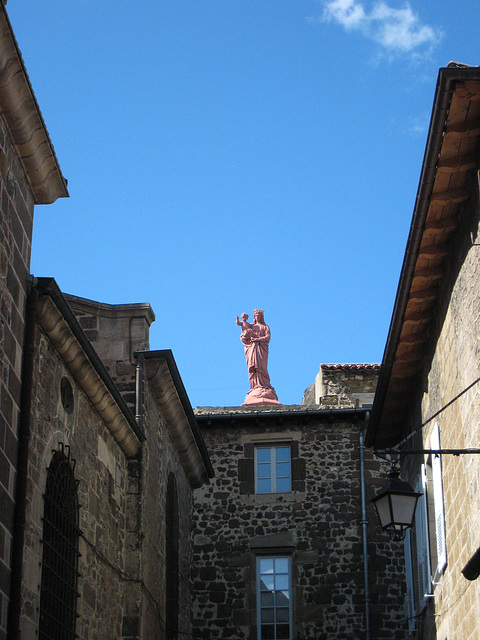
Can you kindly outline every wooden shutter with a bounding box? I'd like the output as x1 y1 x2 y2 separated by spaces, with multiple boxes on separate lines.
415 465 432 610
430 423 447 577
404 529 416 632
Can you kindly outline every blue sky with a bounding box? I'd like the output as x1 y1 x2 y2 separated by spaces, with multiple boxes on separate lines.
8 1 480 407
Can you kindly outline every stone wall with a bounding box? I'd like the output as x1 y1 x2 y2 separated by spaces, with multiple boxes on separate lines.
0 114 35 640
401 177 480 640
139 381 195 640
16 299 200 640
22 326 130 639
303 364 379 409
65 295 154 414
192 406 407 640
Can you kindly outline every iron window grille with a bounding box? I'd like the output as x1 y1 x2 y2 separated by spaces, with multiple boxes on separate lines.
39 444 81 640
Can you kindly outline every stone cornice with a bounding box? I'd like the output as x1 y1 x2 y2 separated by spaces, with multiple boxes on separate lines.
64 294 155 326
142 351 214 488
36 293 142 458
0 5 68 203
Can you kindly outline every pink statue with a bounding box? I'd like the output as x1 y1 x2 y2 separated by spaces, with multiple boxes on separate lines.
236 313 253 339
237 309 281 406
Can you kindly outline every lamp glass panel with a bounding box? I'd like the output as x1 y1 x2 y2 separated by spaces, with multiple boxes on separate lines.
374 494 393 529
390 494 418 526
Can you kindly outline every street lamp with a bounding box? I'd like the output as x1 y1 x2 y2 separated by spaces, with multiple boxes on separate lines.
372 446 480 540
371 469 422 541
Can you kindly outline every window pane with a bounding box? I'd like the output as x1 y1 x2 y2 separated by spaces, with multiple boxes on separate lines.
260 625 275 639
275 558 289 574
257 448 271 463
276 590 290 607
257 478 271 493
261 592 274 607
276 477 291 493
261 608 274 623
276 462 290 478
261 578 274 592
276 447 290 462
258 463 271 479
260 558 274 574
276 575 289 591
277 624 290 639
276 607 290 623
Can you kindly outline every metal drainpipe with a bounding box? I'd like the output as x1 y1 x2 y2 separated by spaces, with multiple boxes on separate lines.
7 281 38 640
135 351 144 433
359 414 371 640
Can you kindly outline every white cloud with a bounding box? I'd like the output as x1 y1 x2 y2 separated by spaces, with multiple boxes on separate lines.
319 0 442 56
323 0 367 30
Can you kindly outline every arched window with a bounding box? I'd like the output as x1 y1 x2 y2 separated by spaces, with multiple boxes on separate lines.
39 445 80 640
165 472 179 639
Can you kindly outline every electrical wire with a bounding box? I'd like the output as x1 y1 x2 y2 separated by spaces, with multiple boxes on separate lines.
80 532 194 638
389 375 480 450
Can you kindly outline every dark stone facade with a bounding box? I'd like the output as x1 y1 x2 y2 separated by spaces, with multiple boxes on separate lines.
0 10 212 638
0 7 68 637
16 283 212 639
303 364 380 409
192 406 408 640
0 109 34 640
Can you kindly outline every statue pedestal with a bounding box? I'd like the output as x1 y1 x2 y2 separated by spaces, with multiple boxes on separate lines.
243 387 281 406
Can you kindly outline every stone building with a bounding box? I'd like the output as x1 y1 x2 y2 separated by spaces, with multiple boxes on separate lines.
367 64 480 640
303 363 379 409
0 5 68 639
192 367 409 640
8 0 480 637
7 276 213 640
0 6 213 638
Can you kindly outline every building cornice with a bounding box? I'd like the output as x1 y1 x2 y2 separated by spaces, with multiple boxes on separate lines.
35 278 143 458
141 350 214 488
195 406 369 427
0 4 68 203
64 294 155 326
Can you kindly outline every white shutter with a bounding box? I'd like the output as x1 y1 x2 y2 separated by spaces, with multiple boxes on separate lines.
415 465 432 610
430 424 447 577
404 529 416 631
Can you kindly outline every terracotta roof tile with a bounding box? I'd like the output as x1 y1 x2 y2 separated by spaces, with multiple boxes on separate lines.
320 363 380 371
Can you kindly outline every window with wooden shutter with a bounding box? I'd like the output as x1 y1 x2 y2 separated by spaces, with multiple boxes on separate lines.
404 529 416 632
430 423 447 578
415 465 432 611
255 446 291 494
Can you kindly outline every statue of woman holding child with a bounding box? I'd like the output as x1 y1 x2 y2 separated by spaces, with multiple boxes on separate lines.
236 309 280 406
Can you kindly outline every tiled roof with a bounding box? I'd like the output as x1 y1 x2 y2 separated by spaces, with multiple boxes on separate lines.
321 363 380 371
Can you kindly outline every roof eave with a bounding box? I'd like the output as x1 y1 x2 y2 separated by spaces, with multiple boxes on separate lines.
35 277 144 457
0 4 68 204
367 65 480 448
140 350 214 487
